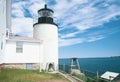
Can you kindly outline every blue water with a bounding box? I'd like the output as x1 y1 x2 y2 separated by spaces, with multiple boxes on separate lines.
59 57 120 77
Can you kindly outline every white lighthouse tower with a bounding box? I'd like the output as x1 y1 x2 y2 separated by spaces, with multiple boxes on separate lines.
33 4 58 71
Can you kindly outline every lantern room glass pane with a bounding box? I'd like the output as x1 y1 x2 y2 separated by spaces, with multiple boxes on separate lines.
38 10 53 17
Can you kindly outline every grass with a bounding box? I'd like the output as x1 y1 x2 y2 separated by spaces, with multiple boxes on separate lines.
72 73 96 82
0 69 69 82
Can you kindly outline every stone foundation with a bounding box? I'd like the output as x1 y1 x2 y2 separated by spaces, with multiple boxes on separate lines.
32 63 40 70
3 63 26 69
3 63 40 70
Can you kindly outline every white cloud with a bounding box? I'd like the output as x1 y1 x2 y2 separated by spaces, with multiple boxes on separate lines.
11 0 120 47
12 1 27 17
86 35 105 42
28 0 45 16
53 0 88 18
60 31 80 38
59 34 105 47
57 0 120 31
57 0 120 47
11 0 44 36
59 38 84 47
12 17 33 36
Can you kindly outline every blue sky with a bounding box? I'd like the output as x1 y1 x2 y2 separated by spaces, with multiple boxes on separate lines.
11 0 120 58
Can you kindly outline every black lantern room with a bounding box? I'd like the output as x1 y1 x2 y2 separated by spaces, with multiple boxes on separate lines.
34 4 56 26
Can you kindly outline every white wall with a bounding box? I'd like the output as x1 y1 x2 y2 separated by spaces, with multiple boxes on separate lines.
0 0 6 64
6 0 11 31
0 0 11 64
33 24 58 70
4 40 43 63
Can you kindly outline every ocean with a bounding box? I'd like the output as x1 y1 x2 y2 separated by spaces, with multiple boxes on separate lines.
59 57 120 79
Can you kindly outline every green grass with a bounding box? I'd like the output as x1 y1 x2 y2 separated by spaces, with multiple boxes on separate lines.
0 69 69 82
72 73 86 81
72 73 96 82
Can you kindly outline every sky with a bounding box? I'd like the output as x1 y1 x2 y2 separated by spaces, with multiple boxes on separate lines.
11 0 120 58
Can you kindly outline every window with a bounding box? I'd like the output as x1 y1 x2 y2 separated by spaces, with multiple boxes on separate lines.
16 41 23 53
26 63 32 70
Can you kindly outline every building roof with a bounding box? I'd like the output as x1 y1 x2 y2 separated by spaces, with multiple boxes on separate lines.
6 36 41 42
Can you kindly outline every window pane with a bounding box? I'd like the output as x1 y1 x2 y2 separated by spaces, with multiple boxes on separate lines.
16 41 23 53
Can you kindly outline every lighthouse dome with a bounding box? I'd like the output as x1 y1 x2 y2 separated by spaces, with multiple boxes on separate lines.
38 4 53 17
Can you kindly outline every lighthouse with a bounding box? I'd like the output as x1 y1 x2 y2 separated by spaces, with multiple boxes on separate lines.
33 4 58 71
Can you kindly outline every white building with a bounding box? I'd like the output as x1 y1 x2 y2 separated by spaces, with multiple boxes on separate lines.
4 37 43 70
0 0 11 64
1 3 58 71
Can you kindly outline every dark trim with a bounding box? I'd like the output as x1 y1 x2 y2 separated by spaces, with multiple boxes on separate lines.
33 23 58 27
38 4 54 13
38 9 54 13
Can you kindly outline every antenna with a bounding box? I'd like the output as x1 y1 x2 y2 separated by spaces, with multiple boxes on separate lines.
45 4 47 8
